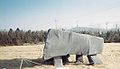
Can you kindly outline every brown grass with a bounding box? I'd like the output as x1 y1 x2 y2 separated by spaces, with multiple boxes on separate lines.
0 43 120 69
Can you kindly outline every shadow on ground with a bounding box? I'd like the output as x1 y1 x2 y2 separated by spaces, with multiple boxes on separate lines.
0 58 54 69
0 58 93 69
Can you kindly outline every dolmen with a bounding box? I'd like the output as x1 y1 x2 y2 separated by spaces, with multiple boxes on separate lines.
43 29 104 68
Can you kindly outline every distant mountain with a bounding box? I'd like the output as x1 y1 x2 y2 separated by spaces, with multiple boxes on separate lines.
69 27 106 33
109 28 120 32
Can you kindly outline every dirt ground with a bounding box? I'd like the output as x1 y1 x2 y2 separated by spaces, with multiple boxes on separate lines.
0 43 120 69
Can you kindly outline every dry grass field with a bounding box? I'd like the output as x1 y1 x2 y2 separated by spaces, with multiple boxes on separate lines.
0 43 120 69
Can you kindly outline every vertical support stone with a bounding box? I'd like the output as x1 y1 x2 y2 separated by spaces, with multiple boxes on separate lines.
54 56 63 67
54 56 69 69
91 56 102 64
88 55 102 65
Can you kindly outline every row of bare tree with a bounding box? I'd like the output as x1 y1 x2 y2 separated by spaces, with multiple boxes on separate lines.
0 28 120 46
0 28 45 46
79 29 120 43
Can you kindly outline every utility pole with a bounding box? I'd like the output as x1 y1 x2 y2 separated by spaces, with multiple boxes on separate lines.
55 19 57 29
105 22 108 31
75 20 80 32
115 24 118 31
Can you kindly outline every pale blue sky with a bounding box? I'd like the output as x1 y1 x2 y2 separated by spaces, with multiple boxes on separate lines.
0 0 120 30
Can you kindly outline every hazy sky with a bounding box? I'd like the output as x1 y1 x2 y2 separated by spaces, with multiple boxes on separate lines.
0 0 120 30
